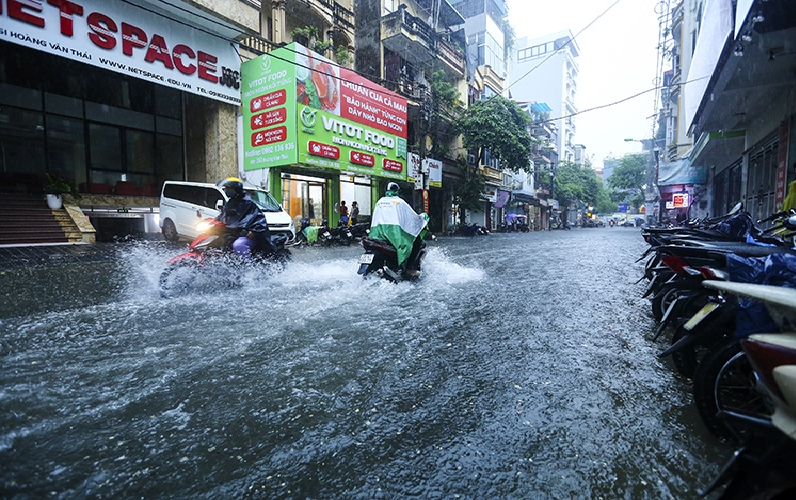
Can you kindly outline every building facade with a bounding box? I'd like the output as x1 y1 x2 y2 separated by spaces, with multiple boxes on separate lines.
508 31 580 165
671 0 796 225
0 0 259 239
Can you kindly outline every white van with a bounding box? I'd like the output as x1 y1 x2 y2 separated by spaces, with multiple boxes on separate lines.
159 181 295 242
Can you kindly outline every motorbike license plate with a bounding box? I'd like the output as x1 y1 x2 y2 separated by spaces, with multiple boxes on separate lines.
359 253 374 264
683 302 720 331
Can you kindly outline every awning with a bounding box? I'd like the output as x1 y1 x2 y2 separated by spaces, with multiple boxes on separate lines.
688 129 746 168
512 192 535 203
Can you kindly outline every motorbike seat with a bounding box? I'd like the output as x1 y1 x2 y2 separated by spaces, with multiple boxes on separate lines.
362 236 398 256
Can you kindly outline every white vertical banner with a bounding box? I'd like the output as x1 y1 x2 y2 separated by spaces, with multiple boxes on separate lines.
423 158 442 188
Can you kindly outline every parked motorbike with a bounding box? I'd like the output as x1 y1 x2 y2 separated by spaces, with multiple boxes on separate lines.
698 281 796 499
159 218 291 297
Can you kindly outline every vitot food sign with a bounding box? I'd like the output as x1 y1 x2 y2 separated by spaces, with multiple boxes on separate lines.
242 44 408 180
0 0 241 105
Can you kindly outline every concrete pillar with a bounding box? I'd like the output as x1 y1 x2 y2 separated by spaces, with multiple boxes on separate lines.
184 95 238 183
271 0 287 44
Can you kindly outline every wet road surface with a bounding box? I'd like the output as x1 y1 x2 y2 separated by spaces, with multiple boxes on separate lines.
1 228 731 499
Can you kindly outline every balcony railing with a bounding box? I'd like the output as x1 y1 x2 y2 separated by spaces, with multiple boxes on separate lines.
381 7 464 75
238 33 279 56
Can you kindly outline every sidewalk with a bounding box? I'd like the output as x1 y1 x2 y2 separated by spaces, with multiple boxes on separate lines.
0 243 118 270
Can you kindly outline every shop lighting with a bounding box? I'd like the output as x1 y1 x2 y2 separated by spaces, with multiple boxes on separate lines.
741 31 753 43
752 11 765 23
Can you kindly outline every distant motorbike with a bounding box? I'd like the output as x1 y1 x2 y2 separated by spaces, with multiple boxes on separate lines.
159 218 290 297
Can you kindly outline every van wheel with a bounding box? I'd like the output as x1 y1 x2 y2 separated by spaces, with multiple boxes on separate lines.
162 219 179 242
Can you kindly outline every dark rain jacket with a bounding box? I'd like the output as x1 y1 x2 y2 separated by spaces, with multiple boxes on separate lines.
217 193 273 251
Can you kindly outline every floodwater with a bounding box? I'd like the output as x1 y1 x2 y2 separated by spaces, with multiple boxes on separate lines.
1 228 731 499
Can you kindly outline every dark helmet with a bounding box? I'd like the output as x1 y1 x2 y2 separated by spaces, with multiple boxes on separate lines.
221 177 244 198
386 182 399 194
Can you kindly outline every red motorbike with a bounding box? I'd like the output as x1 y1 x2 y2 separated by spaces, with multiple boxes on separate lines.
159 218 291 297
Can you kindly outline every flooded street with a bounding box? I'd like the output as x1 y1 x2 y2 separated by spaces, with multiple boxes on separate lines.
1 228 731 499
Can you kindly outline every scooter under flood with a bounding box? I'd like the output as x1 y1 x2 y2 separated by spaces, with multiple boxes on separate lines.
356 236 428 283
159 218 291 297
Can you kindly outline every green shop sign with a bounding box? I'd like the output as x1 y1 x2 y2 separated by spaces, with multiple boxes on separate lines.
241 44 407 180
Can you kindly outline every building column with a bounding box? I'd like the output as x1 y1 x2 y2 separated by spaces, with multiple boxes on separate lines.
184 95 238 183
271 0 287 44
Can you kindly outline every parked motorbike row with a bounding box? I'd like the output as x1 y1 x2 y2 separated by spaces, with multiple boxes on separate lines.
293 218 370 247
639 205 796 498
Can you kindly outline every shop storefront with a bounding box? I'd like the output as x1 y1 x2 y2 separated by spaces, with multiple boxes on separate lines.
240 43 408 228
0 0 243 238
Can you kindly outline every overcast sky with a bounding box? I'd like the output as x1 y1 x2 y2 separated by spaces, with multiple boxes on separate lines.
504 0 665 169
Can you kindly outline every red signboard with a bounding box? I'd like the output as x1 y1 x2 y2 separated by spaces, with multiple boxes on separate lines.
251 126 287 147
308 141 340 160
340 69 407 138
251 108 287 130
382 159 403 173
251 90 287 112
350 151 375 167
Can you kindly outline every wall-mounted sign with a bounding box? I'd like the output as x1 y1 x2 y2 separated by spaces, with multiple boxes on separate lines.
242 44 408 181
0 0 241 105
423 158 442 188
666 193 690 209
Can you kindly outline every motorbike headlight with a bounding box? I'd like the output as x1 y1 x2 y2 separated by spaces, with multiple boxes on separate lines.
195 220 214 233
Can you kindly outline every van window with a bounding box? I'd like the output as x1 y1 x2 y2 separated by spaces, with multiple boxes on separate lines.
246 189 282 212
203 187 224 210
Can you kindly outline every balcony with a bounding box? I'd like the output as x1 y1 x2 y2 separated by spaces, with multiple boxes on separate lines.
381 7 464 77
482 166 503 183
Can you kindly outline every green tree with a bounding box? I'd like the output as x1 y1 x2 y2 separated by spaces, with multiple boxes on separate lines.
607 153 648 210
426 70 462 158
550 161 615 213
457 95 533 172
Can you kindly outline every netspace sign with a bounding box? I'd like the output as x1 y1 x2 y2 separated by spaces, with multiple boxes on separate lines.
0 0 241 105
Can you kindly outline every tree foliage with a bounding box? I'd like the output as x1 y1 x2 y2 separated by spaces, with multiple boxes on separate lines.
457 95 532 173
607 153 648 209
426 70 462 158
549 161 615 212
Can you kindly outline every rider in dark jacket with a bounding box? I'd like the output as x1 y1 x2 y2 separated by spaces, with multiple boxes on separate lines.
217 177 273 258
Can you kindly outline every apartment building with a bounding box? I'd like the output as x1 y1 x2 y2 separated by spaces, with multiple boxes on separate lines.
508 30 580 165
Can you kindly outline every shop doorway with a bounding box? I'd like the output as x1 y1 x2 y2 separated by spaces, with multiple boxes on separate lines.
282 173 326 227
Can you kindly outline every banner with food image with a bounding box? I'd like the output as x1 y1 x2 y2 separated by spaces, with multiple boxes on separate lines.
242 43 407 179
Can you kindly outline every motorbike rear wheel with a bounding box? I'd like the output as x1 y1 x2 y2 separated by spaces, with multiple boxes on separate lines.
692 338 771 441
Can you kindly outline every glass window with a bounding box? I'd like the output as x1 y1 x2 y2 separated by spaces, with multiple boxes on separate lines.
0 82 42 110
45 93 83 118
156 85 181 119
247 189 282 212
0 106 45 176
46 116 86 186
89 123 122 172
126 129 155 174
157 134 184 185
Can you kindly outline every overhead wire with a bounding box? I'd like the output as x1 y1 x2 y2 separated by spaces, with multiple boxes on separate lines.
503 0 623 94
124 0 682 126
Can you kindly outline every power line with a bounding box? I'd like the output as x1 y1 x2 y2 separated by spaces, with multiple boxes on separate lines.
539 75 709 124
504 0 623 94
127 0 692 130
